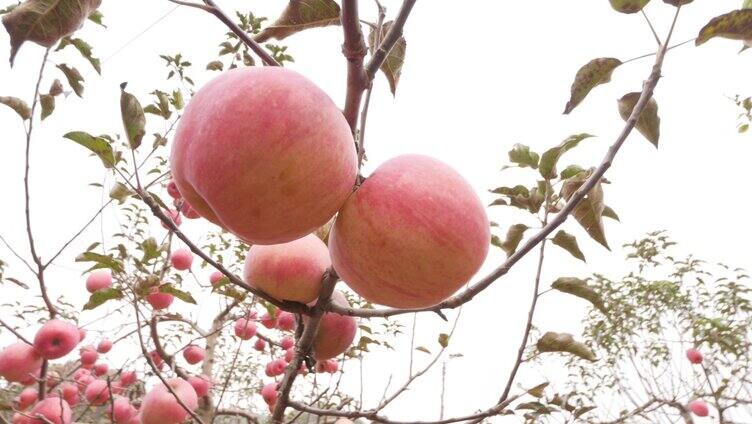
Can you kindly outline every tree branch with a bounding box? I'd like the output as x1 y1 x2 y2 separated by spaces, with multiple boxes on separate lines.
364 0 417 80
341 0 368 133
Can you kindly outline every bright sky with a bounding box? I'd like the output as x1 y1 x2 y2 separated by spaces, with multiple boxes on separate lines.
1 0 751 422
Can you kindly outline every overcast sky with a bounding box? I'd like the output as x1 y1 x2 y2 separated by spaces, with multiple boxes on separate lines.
1 0 751 422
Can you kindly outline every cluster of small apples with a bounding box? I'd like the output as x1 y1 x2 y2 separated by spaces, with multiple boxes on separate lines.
684 348 710 418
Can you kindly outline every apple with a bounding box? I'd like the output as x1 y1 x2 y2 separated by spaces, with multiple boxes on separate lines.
84 379 111 405
119 371 136 387
110 397 137 423
146 289 174 310
0 343 42 383
161 209 182 229
166 180 181 199
17 387 38 410
277 311 296 332
243 234 329 303
78 328 87 342
233 318 257 340
97 338 113 354
280 336 294 350
27 397 72 424
265 359 287 377
253 339 266 352
182 345 205 365
261 312 277 329
261 383 277 405
209 271 224 285
170 248 193 271
686 348 703 365
330 154 490 308
33 320 80 359
307 291 356 360
187 375 212 397
86 269 113 293
93 363 109 377
139 378 198 424
688 399 709 417
170 67 357 245
80 346 98 365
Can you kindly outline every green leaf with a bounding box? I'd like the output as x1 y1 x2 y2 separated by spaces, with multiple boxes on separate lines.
120 83 146 150
57 64 84 97
39 94 54 120
0 96 31 120
609 0 650 13
76 251 124 273
83 288 123 311
552 230 586 262
564 58 622 114
206 60 223 71
56 37 100 74
500 224 529 257
618 92 660 147
551 277 606 313
159 284 196 304
560 165 586 180
109 182 134 204
255 0 341 42
539 134 595 179
508 144 540 169
138 237 162 263
368 21 406 95
88 9 104 27
1 0 102 65
170 90 184 110
63 131 117 168
536 331 596 361
697 9 752 46
438 333 449 348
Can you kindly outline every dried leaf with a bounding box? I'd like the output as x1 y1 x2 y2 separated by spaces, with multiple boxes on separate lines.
254 0 341 42
109 182 134 204
609 0 650 13
500 224 529 257
0 96 31 119
618 92 660 147
206 60 223 71
2 0 101 65
120 83 145 150
368 21 407 95
551 277 606 313
697 9 752 46
526 382 549 398
438 333 449 348
552 231 586 262
536 331 596 361
602 205 620 221
49 79 63 96
57 64 84 97
39 94 54 120
564 58 621 114
56 37 100 74
572 181 609 249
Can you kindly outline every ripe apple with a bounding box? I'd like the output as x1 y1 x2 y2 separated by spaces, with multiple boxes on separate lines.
261 312 277 329
33 320 80 360
0 342 43 383
93 363 109 377
170 248 193 271
307 291 357 360
84 379 111 405
688 399 709 417
170 67 357 245
253 339 266 352
233 318 257 340
17 387 38 410
27 397 72 424
330 154 490 308
686 348 703 365
146 289 174 310
110 397 137 423
277 311 296 332
187 375 212 397
182 345 205 365
261 383 277 405
86 269 113 293
209 271 224 286
243 234 329 303
139 378 198 424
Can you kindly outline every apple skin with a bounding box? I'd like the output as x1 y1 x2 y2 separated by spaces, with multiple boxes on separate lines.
244 234 329 303
688 399 709 417
307 291 357 360
17 387 38 410
139 378 198 424
110 397 137 423
233 318 257 340
170 248 193 271
330 154 491 309
261 383 277 405
686 348 703 365
79 346 98 365
86 269 113 293
0 342 43 383
170 66 357 245
277 311 296 331
183 345 205 365
187 375 212 398
33 320 81 360
146 289 174 310
260 313 277 329
119 371 136 387
93 363 109 376
26 398 72 424
253 339 266 352
209 271 224 285
97 339 113 354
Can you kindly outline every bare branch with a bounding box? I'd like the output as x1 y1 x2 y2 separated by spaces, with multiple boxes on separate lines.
341 0 369 133
364 0 417 80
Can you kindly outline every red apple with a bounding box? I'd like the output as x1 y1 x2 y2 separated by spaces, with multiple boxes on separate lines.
84 379 111 405
280 336 294 350
307 291 357 360
17 387 38 410
170 67 357 245
146 289 174 310
182 345 205 365
330 154 491 308
80 346 98 365
187 375 212 398
686 348 703 365
261 312 277 329
139 378 198 424
233 318 257 340
93 363 109 377
33 320 80 360
119 371 136 387
688 399 709 417
97 339 113 354
110 397 137 424
27 397 72 424
86 269 113 293
0 343 42 383
261 383 277 405
253 339 266 352
209 271 224 286
170 248 193 271
277 311 296 332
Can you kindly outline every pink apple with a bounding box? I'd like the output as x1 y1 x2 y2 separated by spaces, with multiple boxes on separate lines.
187 375 212 397
181 201 201 219
46 371 61 388
80 346 98 365
170 67 357 245
119 371 137 387
0 342 43 383
161 209 182 229
139 378 198 424
17 387 38 410
243 234 330 303
233 318 257 340
209 271 224 286
166 180 181 200
686 348 703 365
84 379 111 405
280 336 294 350
33 320 80 360
277 311 296 332
688 399 709 417
265 359 287 377
110 397 137 423
253 339 266 352
182 345 205 365
260 313 277 329
146 289 174 310
284 347 294 363
97 339 113 354
325 359 339 373
170 248 193 271
306 291 357 360
60 383 79 406
27 397 72 424
93 363 109 376
86 269 113 293
78 328 87 342
261 383 278 405
329 154 491 308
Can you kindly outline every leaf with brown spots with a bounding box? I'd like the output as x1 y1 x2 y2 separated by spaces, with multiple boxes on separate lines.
618 92 660 148
609 0 650 13
369 21 407 95
2 0 101 65
537 331 596 361
564 58 621 114
696 9 752 46
0 96 31 120
663 0 692 6
254 0 341 43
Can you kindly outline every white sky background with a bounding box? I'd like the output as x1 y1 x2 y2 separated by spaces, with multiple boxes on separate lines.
1 0 752 422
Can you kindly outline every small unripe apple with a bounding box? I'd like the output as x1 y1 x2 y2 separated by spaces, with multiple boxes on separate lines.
33 320 80 360
187 375 212 397
170 248 193 271
86 269 113 293
182 345 205 365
